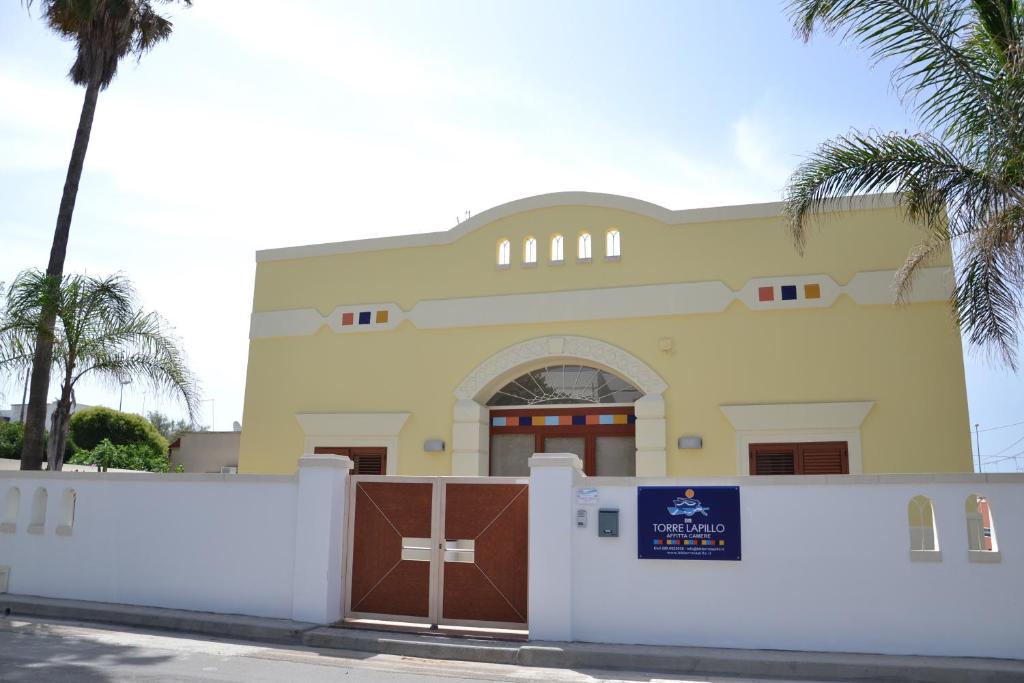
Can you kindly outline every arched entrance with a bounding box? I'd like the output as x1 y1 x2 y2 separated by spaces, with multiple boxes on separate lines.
487 364 641 476
451 336 668 477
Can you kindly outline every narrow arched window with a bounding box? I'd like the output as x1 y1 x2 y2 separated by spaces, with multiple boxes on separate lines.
966 494 997 552
57 489 76 536
524 237 537 264
578 232 592 260
1 487 19 533
497 239 511 267
908 495 938 552
550 234 564 262
606 229 621 258
29 487 47 534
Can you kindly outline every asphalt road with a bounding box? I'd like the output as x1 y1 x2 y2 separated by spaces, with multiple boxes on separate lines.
0 617 834 683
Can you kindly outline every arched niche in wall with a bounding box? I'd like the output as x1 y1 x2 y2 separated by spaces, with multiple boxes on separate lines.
1 487 19 533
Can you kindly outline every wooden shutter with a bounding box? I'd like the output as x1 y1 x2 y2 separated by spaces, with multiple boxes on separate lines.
749 444 796 475
350 449 385 475
749 442 848 475
798 442 848 474
312 446 386 475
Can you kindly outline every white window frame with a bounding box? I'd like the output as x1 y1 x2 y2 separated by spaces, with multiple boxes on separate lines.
606 229 621 259
577 232 592 261
523 237 537 265
497 239 511 267
720 401 874 475
550 234 564 263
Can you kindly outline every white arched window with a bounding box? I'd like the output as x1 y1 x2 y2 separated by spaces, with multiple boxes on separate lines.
966 494 997 554
578 232 592 260
550 234 564 262
524 237 537 264
606 229 621 258
908 495 938 554
497 239 511 267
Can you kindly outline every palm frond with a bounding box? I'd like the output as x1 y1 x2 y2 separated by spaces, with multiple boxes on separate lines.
784 130 998 247
787 0 1003 142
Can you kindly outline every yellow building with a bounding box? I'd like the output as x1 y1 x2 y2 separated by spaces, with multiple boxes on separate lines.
239 192 972 477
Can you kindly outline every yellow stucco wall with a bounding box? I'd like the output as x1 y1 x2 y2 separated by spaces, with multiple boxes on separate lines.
239 198 972 476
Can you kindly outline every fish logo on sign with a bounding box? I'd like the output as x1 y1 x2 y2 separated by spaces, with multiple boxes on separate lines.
666 488 709 517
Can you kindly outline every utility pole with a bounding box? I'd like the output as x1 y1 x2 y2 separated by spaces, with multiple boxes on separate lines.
974 423 982 473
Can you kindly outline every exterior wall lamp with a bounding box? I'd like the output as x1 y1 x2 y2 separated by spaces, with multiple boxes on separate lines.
677 436 703 449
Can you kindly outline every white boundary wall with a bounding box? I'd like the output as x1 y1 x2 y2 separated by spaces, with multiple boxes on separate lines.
529 455 1024 659
0 454 352 623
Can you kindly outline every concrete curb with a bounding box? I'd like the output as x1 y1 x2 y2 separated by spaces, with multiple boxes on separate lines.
303 627 1024 683
2 595 1022 682
0 594 315 645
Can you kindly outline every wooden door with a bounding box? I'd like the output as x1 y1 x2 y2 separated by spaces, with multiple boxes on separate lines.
440 481 528 628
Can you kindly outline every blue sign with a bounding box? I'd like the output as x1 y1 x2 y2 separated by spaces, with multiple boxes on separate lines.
637 486 741 560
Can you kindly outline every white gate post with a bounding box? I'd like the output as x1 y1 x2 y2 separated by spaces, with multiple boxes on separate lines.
291 453 353 624
528 453 581 641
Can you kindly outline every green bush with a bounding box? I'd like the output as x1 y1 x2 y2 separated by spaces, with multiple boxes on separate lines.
68 438 172 473
69 406 168 458
0 421 24 459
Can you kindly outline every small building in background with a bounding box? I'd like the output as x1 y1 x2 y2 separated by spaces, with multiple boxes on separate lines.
168 431 241 473
1 401 92 425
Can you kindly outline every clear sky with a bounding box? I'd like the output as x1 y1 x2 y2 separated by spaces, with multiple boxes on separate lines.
1 1 1021 470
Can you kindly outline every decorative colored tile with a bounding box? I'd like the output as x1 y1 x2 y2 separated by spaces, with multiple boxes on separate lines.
585 414 601 425
519 416 532 426
506 416 519 426
358 311 371 325
341 312 354 326
572 415 586 425
375 309 389 323
598 414 614 425
627 414 637 424
804 283 821 299
758 286 775 302
492 417 507 427
612 414 628 425
780 285 797 301
544 416 560 426
559 415 572 425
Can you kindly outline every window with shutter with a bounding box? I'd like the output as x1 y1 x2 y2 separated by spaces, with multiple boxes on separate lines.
749 442 848 475
312 446 386 475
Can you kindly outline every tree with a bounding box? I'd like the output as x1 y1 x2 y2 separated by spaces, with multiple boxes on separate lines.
0 421 25 460
145 409 202 442
0 270 200 470
784 0 1024 366
71 406 168 457
19 0 192 471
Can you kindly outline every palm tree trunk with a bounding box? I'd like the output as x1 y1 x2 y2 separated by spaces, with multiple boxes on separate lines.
20 77 102 471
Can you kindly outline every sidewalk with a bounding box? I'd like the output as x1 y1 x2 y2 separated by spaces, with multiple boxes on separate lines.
1 594 1021 683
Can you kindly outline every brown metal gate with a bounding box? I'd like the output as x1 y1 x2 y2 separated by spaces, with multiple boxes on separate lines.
345 477 528 630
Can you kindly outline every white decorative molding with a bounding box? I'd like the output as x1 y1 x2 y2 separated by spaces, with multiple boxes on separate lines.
846 267 954 304
295 412 410 476
721 401 875 476
454 335 668 401
256 191 896 262
249 267 952 339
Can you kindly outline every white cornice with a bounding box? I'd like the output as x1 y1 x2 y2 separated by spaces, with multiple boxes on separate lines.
294 412 410 437
720 401 875 432
255 191 898 262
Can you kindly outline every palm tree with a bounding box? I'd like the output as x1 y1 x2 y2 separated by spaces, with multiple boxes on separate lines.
784 0 1024 367
19 0 191 470
0 270 200 471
